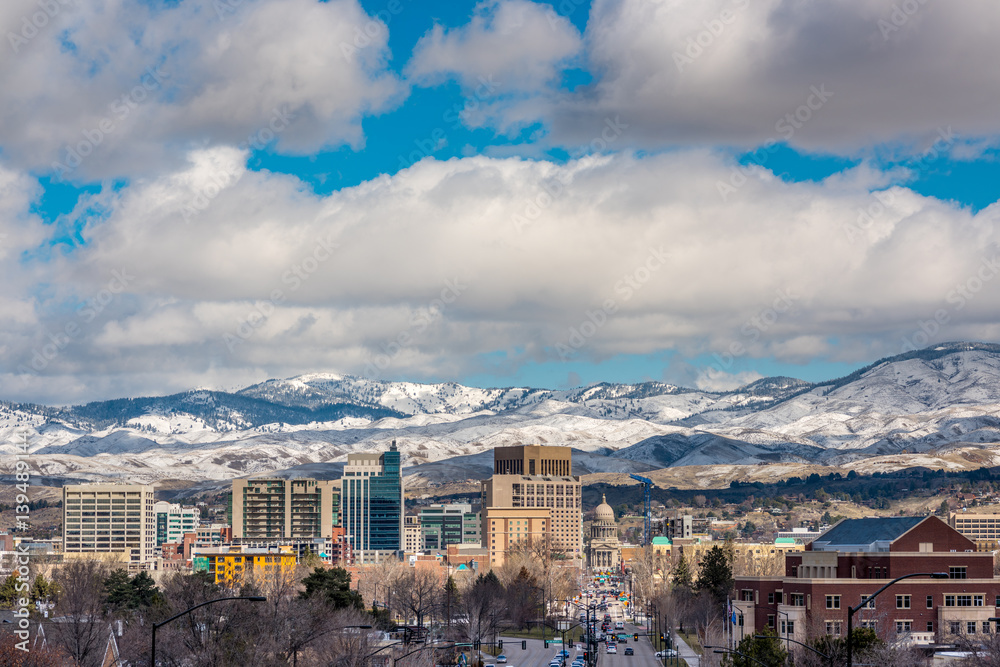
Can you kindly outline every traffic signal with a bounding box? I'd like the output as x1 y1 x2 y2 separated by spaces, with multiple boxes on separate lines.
474 640 481 650
583 652 589 661
659 633 664 642
522 640 527 650
498 640 503 650
633 634 639 641
544 641 549 649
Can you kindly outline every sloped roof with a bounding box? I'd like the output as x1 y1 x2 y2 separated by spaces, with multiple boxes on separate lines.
651 536 671 545
812 516 925 550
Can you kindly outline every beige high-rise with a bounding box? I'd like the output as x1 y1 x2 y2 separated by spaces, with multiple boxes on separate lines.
63 484 156 565
231 478 337 539
481 445 582 567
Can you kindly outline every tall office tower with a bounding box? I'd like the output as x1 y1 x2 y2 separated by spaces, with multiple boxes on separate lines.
230 478 337 540
341 441 404 563
154 501 201 545
63 484 156 566
481 445 582 567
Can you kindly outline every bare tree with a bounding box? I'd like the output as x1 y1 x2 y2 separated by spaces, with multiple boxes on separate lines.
394 567 442 628
46 560 109 667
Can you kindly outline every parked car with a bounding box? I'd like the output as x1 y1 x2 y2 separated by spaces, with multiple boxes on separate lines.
655 650 678 658
624 648 634 656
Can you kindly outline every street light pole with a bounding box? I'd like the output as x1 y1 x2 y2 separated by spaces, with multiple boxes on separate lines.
846 572 949 667
754 634 830 667
151 595 266 666
709 647 768 667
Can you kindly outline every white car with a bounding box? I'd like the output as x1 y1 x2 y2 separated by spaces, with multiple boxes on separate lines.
497 656 507 663
655 650 677 658
606 646 617 654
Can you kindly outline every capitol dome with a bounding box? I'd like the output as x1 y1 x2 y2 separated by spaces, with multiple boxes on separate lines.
595 494 615 523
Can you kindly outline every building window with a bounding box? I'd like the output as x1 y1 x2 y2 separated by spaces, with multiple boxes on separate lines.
767 615 775 628
986 621 993 634
896 595 910 609
950 621 961 635
927 621 933 633
826 595 840 609
976 595 985 606
825 621 842 636
926 595 933 609
768 592 774 604
861 620 878 631
790 594 804 607
957 595 972 607
780 620 794 635
950 566 968 579
741 590 754 602
895 621 911 634
968 621 977 635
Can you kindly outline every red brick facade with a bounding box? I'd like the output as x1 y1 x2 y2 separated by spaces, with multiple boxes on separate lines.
735 516 1000 646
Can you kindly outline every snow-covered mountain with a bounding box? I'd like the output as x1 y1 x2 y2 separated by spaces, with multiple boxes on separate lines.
5 342 1000 487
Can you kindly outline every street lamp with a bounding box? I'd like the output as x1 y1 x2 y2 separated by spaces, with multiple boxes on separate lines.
846 572 949 667
151 595 266 666
710 647 768 667
754 634 830 667
753 603 791 654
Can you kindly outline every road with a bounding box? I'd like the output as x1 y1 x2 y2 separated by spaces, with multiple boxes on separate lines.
492 589 694 667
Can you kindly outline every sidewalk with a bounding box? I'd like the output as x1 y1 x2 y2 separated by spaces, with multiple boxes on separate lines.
671 633 700 667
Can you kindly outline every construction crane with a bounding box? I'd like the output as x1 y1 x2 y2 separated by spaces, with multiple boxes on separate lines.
629 473 653 545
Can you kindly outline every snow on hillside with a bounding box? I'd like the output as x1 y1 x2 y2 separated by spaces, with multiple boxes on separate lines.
6 343 1000 486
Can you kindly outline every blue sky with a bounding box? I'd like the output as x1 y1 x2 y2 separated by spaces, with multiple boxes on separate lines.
3 0 1000 403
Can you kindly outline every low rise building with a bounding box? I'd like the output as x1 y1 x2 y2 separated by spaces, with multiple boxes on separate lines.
734 516 1000 647
193 545 297 585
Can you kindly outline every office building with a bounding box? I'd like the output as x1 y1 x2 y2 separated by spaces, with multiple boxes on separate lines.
341 441 404 562
230 477 337 540
733 516 1000 646
493 444 572 476
62 484 156 566
419 503 480 551
482 508 551 566
404 515 422 553
154 501 200 546
481 445 582 566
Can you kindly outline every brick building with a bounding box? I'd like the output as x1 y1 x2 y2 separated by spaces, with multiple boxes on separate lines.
733 516 1000 647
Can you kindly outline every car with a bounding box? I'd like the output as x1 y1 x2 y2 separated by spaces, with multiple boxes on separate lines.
606 646 617 654
624 648 634 656
558 650 570 658
497 656 507 663
615 622 624 630
655 650 678 658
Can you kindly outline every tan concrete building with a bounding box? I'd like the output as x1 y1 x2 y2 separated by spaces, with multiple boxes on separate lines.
231 478 337 540
493 445 572 476
588 494 621 571
482 507 551 566
481 445 582 566
404 515 422 554
63 483 156 566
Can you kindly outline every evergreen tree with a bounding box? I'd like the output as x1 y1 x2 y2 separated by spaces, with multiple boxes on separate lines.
104 569 134 610
722 629 787 667
299 567 364 610
671 554 692 590
695 545 734 606
0 573 21 609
